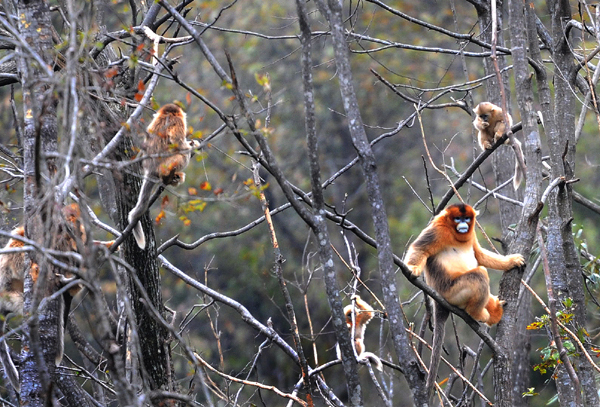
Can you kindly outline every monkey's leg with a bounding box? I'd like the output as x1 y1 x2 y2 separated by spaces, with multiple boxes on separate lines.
444 267 490 322
158 154 189 186
479 132 493 150
485 295 505 326
128 177 157 249
426 303 450 398
0 291 24 315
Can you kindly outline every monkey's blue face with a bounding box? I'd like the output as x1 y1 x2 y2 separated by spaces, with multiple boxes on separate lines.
454 217 471 234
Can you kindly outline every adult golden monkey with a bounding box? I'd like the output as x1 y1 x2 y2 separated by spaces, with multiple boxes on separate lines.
128 103 200 249
404 203 524 396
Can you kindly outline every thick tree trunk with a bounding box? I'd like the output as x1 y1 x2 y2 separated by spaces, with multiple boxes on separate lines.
475 2 534 405
546 0 599 403
17 0 61 404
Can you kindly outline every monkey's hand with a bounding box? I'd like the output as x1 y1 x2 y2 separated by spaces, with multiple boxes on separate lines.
407 264 423 276
482 140 494 149
507 253 525 268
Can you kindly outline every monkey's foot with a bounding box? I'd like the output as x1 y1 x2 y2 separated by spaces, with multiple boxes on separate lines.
407 264 422 276
169 171 186 186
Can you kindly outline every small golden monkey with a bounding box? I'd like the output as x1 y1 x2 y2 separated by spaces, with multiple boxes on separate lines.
128 103 200 249
337 295 383 371
404 203 524 396
472 102 524 189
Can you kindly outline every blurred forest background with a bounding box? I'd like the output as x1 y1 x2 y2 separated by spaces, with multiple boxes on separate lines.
1 0 600 406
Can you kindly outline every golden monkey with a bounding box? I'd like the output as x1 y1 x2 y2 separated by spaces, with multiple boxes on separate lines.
128 103 200 249
337 295 383 371
473 102 525 189
0 203 115 389
0 227 38 316
404 203 524 396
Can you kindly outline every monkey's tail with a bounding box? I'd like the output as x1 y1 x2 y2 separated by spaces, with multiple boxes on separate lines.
0 317 19 393
128 178 155 249
512 138 525 190
426 303 450 398
359 352 383 371
131 222 146 250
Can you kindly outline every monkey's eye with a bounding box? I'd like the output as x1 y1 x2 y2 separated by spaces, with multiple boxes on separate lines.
454 218 461 223
480 114 489 121
464 218 471 223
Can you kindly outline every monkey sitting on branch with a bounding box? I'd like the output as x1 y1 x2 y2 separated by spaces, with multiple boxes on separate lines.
473 101 525 190
128 103 200 249
336 295 383 371
404 203 524 397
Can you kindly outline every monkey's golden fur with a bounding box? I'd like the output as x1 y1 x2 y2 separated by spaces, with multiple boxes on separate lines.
473 102 512 151
0 227 38 315
342 295 382 371
473 102 524 189
405 203 524 323
404 203 524 396
128 104 199 249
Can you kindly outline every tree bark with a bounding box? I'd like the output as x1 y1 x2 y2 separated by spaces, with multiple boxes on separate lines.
316 0 428 405
17 0 60 404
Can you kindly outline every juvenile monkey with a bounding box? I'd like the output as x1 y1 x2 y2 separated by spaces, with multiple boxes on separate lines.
337 295 383 371
473 102 525 189
128 103 200 249
404 203 524 396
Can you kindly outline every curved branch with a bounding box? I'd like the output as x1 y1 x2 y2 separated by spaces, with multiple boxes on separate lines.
435 122 523 214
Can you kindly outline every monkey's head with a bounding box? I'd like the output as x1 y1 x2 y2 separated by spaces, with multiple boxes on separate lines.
159 103 185 117
473 102 500 127
441 204 477 241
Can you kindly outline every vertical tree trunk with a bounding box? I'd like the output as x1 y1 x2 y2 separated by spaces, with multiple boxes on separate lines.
474 2 534 404
16 0 60 404
545 0 599 403
315 1 429 404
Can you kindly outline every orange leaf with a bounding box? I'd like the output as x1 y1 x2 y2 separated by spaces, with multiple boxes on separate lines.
161 195 170 208
155 210 165 224
186 92 192 105
105 67 118 79
200 181 211 191
213 188 223 196
137 80 145 92
188 187 198 195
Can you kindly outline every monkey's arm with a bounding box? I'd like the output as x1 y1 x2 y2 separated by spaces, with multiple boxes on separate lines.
404 227 440 275
352 296 375 329
474 242 525 271
492 120 507 139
